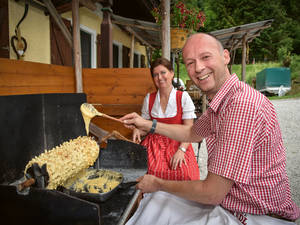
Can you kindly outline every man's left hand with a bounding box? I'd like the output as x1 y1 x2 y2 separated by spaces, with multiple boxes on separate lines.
136 174 162 193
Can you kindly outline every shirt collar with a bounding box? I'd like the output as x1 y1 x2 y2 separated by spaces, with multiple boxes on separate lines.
208 74 239 112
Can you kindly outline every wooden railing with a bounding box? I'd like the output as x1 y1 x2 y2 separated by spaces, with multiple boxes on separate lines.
0 58 156 138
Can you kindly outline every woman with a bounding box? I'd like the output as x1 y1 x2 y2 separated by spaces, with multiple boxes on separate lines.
134 57 199 181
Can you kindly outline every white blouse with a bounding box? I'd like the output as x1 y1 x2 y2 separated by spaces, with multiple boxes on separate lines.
141 88 196 120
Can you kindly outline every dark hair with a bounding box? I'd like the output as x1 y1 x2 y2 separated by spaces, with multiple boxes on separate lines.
150 58 173 77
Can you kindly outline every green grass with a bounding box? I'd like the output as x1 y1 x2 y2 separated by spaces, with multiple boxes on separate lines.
175 61 300 99
230 62 281 84
175 62 281 85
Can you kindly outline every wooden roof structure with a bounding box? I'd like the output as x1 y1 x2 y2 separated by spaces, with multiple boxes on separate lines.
111 14 160 49
111 15 273 52
209 19 274 51
111 15 273 81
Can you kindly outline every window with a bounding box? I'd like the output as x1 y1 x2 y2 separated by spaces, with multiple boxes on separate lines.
80 25 96 68
141 55 146 68
134 52 141 68
122 46 130 68
81 30 91 68
112 42 145 68
113 44 119 68
113 41 122 68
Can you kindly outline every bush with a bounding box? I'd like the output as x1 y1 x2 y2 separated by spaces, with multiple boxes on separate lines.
277 46 291 67
290 54 300 80
277 38 293 67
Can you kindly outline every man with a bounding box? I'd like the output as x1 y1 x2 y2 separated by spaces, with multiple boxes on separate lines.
121 33 299 224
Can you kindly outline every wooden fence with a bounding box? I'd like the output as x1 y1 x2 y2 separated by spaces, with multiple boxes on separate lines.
0 58 156 138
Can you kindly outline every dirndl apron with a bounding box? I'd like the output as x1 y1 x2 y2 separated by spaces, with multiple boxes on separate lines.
141 91 200 180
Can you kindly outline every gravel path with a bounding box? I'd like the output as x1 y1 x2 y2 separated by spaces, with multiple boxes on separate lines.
195 98 300 223
272 98 300 224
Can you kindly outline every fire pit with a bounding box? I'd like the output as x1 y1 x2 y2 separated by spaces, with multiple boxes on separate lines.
0 93 147 225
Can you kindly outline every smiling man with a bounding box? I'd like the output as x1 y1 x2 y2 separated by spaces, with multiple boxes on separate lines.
121 33 300 225
183 33 231 100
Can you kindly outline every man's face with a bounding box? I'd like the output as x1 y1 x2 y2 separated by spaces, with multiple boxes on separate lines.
183 34 230 100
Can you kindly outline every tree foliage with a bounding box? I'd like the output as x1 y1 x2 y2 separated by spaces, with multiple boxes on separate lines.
198 0 300 62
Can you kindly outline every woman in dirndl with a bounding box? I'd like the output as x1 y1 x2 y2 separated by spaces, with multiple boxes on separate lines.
133 57 199 181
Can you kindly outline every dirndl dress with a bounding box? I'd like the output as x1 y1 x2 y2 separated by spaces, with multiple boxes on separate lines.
141 91 200 180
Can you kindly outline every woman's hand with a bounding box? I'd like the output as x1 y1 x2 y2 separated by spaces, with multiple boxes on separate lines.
133 128 142 144
133 128 148 144
170 149 187 170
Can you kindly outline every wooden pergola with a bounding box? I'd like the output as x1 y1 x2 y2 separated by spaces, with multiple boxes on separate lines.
113 15 273 80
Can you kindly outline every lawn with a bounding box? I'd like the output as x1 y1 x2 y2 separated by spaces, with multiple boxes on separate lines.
176 61 281 85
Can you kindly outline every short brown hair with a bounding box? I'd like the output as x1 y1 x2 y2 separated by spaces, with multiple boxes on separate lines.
150 58 173 77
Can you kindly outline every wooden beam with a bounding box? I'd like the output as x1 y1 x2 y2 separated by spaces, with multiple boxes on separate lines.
124 26 155 49
100 2 113 67
202 94 207 113
241 34 247 82
130 34 134 68
93 0 107 3
226 32 261 51
213 24 272 39
227 38 241 50
225 35 237 48
79 0 96 11
54 0 96 14
28 0 47 11
72 0 83 93
56 3 72 14
112 19 160 32
42 0 72 47
161 0 170 60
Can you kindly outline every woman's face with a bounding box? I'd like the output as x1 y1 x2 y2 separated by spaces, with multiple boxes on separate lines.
152 65 174 90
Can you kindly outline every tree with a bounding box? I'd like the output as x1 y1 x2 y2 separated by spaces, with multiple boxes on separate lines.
201 0 300 62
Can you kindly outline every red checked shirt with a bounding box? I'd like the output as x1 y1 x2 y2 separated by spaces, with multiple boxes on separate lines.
193 74 300 220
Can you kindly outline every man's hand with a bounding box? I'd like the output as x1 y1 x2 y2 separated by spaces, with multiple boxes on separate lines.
136 174 162 193
120 112 152 133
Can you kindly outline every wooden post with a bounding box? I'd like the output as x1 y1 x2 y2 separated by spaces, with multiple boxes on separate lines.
72 0 83 93
176 52 180 87
229 49 236 74
161 0 170 60
149 48 153 64
130 34 134 68
241 35 247 82
201 94 207 113
100 1 113 68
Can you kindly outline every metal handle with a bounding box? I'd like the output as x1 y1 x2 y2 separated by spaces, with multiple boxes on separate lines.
17 178 35 191
117 189 141 225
